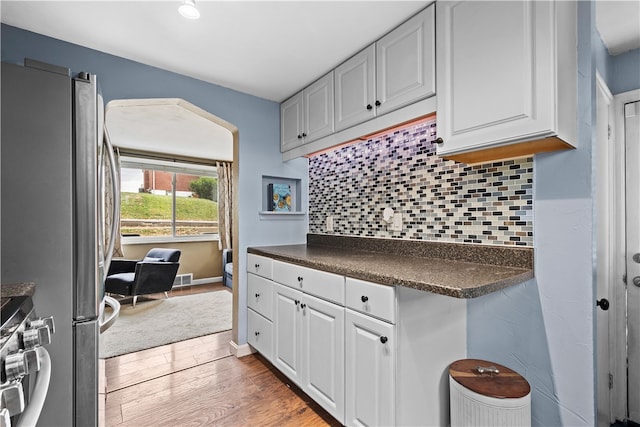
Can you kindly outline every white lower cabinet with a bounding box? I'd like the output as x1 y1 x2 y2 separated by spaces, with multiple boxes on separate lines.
301 293 345 422
247 308 273 361
247 272 275 361
248 257 466 426
273 283 345 423
273 283 303 384
345 309 395 427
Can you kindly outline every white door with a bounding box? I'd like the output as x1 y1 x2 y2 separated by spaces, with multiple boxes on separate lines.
595 75 614 426
273 283 303 385
626 100 640 423
345 309 395 427
301 293 345 424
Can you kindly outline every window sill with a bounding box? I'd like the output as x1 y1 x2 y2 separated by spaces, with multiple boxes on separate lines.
122 234 219 245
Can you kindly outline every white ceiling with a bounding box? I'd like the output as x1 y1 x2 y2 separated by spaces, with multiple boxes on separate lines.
0 0 431 102
596 0 640 56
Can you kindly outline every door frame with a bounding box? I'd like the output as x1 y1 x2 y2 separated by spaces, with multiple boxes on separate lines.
612 88 640 421
596 72 616 425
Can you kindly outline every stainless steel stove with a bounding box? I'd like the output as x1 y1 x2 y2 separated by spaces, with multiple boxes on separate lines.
0 296 54 427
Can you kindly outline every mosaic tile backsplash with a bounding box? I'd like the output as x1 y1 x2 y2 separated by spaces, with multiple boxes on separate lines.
308 118 533 246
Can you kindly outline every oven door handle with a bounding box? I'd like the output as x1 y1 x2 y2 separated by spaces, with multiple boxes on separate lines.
16 347 51 427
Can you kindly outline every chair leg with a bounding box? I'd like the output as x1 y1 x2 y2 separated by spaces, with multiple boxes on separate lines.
133 295 138 307
164 291 169 299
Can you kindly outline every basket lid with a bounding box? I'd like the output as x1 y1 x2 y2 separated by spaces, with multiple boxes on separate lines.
449 358 530 399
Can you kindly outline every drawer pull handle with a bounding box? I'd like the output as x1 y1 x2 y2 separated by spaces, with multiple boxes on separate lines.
361 295 369 303
380 336 388 344
255 293 260 298
255 263 260 269
255 331 260 337
297 276 303 282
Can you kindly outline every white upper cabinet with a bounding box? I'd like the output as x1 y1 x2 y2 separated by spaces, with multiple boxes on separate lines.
280 92 304 152
281 72 334 152
436 0 577 163
334 5 435 133
335 45 376 132
376 5 435 115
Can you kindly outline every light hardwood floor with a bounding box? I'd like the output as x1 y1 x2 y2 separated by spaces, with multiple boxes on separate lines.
101 284 339 427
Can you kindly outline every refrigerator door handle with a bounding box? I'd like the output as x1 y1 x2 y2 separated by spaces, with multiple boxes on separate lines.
99 295 120 333
103 127 120 274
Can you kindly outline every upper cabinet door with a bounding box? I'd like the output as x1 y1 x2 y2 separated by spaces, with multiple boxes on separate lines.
304 72 334 143
281 91 304 152
376 4 435 115
436 0 577 162
335 45 376 132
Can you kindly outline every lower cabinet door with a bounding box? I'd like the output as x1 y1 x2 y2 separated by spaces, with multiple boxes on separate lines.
345 309 395 427
273 283 303 385
301 293 345 424
247 308 273 361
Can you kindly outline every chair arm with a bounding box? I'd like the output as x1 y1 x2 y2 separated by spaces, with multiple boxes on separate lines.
107 259 140 275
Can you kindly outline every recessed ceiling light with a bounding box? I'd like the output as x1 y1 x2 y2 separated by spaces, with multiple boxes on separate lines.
179 0 200 20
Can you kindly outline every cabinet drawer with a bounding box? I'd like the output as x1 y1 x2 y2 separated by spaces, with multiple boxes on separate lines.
247 273 274 320
346 278 396 323
248 309 273 361
273 260 345 305
247 254 273 279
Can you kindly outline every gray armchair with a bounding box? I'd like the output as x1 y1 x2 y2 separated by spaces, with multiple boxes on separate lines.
105 248 181 306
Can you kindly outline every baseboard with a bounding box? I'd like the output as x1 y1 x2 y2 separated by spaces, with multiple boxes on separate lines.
191 276 222 285
229 341 256 358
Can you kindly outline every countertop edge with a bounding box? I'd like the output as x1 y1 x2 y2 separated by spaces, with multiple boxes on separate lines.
247 246 534 299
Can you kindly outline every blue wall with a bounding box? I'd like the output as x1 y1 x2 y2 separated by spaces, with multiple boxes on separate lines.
2 23 308 426
611 48 640 94
467 3 597 425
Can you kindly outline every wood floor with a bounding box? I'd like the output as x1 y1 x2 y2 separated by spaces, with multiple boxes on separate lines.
101 283 339 427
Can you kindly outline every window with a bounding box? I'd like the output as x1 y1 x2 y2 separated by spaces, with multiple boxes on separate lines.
120 157 218 240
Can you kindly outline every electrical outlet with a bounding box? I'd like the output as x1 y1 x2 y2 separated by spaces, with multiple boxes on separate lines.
326 216 334 232
390 213 403 231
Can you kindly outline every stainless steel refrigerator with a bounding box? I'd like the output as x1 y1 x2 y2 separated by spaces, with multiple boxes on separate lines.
1 59 119 426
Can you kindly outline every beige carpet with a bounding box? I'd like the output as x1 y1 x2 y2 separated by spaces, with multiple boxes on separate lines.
99 290 232 358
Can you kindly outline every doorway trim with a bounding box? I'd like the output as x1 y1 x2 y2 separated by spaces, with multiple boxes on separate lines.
612 88 640 421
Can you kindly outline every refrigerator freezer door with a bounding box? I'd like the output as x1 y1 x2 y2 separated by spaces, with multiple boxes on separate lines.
74 75 100 322
74 320 98 427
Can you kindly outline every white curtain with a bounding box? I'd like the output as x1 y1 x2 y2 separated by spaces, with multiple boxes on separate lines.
104 146 124 258
217 161 232 251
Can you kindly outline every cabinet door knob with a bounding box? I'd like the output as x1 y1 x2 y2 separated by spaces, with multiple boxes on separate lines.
380 336 388 344
255 293 260 298
434 137 444 144
255 331 260 336
297 134 303 139
361 295 369 303
255 263 260 269
375 100 381 107
366 104 373 110
294 299 300 306
302 133 307 137
300 303 306 309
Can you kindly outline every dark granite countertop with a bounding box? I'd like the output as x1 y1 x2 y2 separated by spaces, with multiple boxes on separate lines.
1 282 36 298
248 234 534 299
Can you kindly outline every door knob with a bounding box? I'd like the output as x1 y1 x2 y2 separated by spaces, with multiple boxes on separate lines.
633 276 640 287
596 298 610 311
